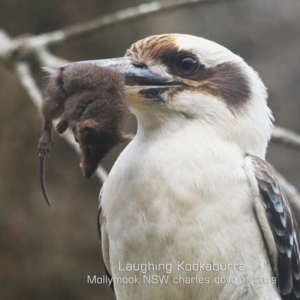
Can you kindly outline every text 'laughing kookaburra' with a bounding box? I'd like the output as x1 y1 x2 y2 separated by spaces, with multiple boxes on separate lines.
70 34 300 299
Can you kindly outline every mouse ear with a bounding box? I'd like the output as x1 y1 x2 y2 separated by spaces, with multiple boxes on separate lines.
77 119 98 133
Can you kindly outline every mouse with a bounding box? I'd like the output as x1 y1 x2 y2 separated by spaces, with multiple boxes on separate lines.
38 63 130 205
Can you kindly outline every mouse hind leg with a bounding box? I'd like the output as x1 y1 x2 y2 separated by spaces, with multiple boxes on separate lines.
38 120 53 157
38 75 67 155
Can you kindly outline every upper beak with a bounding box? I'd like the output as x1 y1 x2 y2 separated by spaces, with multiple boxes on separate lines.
63 57 181 102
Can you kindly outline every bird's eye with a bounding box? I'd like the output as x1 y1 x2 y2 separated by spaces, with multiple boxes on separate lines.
176 56 199 76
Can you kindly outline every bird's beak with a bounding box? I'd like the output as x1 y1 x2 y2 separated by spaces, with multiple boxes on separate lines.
64 57 181 103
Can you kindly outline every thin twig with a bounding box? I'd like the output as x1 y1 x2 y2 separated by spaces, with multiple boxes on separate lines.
14 61 108 183
38 48 68 69
271 126 300 151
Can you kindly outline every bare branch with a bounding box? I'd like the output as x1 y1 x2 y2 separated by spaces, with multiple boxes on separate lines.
14 61 44 108
14 61 108 183
40 0 239 47
271 126 300 151
0 0 241 64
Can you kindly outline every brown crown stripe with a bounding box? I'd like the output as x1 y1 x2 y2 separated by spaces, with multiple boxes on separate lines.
125 35 177 61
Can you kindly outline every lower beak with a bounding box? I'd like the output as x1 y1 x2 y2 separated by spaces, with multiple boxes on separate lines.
63 57 181 102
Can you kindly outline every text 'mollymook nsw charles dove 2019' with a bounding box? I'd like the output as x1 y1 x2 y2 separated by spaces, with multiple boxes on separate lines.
70 34 300 299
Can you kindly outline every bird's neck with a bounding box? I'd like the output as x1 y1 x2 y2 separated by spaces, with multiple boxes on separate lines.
133 117 245 170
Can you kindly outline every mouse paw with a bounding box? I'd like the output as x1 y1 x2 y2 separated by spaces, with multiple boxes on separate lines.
56 119 69 134
38 130 53 157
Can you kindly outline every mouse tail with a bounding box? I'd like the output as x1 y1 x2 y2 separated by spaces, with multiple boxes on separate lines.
39 154 51 206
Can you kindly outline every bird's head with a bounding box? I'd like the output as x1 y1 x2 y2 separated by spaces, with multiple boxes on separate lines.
68 34 273 158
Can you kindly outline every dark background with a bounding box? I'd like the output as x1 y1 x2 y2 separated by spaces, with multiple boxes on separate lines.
0 0 299 299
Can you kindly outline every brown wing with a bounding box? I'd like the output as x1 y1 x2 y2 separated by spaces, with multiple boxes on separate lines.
249 155 300 299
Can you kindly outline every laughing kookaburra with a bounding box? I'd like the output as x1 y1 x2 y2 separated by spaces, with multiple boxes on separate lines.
70 34 300 299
